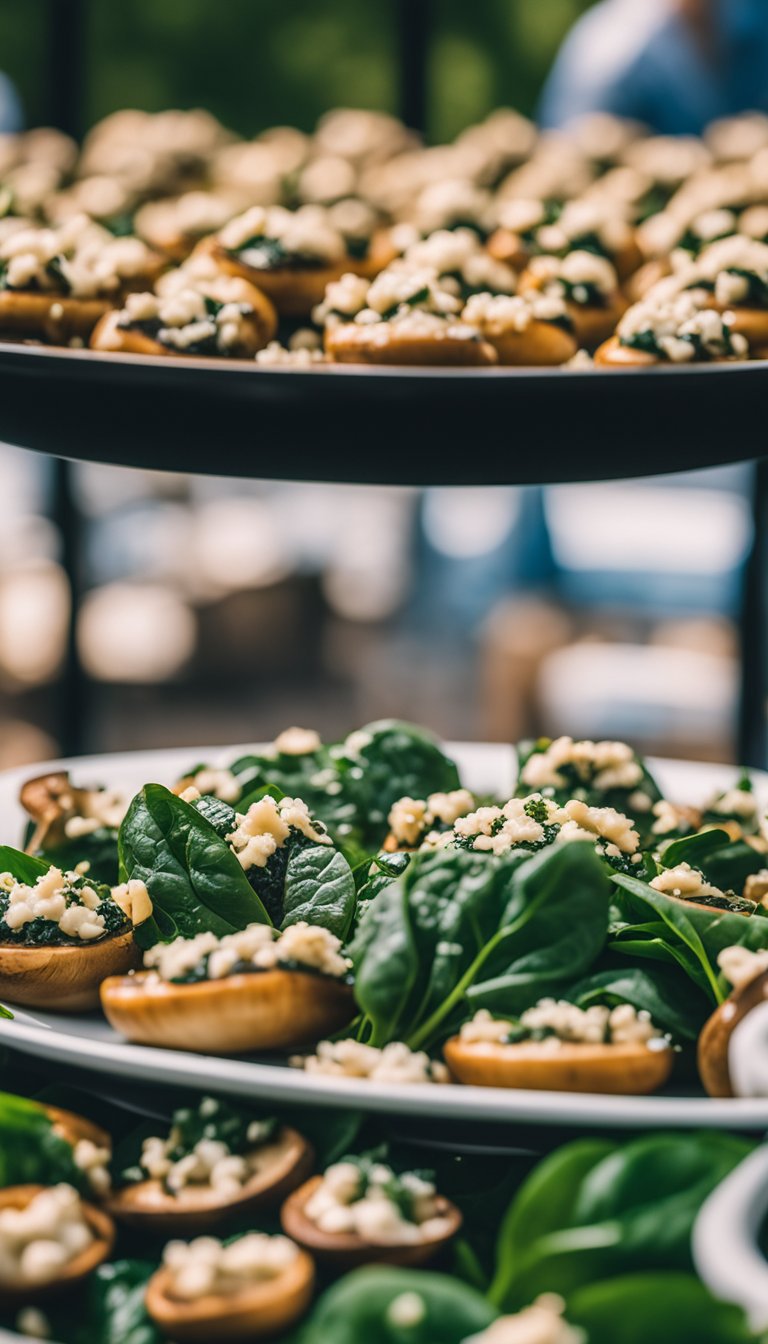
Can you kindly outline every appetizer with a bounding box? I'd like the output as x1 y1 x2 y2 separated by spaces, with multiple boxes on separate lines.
0 862 139 1011
281 1153 461 1268
0 214 162 342
595 291 749 365
100 920 354 1053
108 1095 312 1233
460 290 578 365
516 734 662 840
20 770 125 885
680 235 768 354
698 944 768 1096
319 265 498 366
145 1231 314 1341
0 1184 114 1307
201 203 385 317
517 249 627 348
90 273 277 359
648 861 756 914
490 196 642 279
444 1003 673 1094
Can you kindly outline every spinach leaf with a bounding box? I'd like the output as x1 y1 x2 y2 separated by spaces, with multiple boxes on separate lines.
490 1139 617 1308
571 960 710 1041
660 828 764 894
334 720 462 848
351 876 420 1047
568 1273 758 1344
282 841 356 940
296 1267 496 1344
118 784 270 947
0 1091 83 1190
611 873 768 1004
351 842 610 1051
490 1132 752 1312
0 845 50 884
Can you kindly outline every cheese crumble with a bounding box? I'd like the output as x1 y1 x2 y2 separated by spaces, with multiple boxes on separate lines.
464 1295 585 1344
227 794 331 870
161 1232 299 1302
143 920 350 984
305 1157 452 1245
0 1186 94 1288
459 1003 667 1049
292 1039 450 1083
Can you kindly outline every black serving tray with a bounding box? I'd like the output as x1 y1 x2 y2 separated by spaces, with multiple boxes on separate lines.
0 340 763 485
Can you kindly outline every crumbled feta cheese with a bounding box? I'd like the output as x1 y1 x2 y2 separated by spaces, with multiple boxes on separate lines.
387 1292 427 1329
227 794 330 870
461 1002 664 1049
388 797 430 847
527 249 618 301
73 1138 112 1197
256 341 326 366
219 203 347 263
520 737 642 792
192 767 241 803
1 867 108 941
651 800 692 836
305 1160 450 1245
137 1115 270 1199
650 861 725 901
462 289 569 336
293 1039 449 1083
718 944 768 989
706 787 758 820
0 1186 93 1287
464 1294 585 1344
143 920 350 983
557 800 639 854
618 290 747 361
273 726 322 756
162 1232 299 1302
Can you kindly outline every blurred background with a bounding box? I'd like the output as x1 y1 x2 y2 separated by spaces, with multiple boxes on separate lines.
0 1 757 768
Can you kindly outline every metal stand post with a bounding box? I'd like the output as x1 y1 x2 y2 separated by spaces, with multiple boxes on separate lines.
46 0 88 754
738 459 768 768
397 0 431 134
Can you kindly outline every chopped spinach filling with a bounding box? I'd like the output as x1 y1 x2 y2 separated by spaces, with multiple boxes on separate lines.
0 874 128 947
340 1151 435 1224
232 234 328 271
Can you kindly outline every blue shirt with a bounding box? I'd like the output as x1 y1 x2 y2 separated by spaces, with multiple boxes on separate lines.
539 0 768 134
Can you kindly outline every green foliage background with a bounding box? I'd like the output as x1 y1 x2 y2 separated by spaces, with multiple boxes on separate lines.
0 1 597 137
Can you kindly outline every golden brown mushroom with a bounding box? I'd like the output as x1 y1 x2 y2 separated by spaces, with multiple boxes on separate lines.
698 968 768 1097
107 1126 313 1235
443 1037 673 1095
0 931 139 1013
145 1245 315 1342
100 967 354 1055
0 1185 114 1309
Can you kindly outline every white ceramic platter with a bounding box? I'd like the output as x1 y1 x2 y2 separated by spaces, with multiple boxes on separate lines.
1 742 768 1131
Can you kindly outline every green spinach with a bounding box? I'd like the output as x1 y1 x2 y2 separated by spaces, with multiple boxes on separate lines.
351 842 611 1050
296 1266 496 1344
489 1132 753 1311
568 1273 759 1344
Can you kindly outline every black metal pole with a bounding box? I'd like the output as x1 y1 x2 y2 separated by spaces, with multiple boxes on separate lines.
738 458 768 768
396 0 431 135
46 0 88 756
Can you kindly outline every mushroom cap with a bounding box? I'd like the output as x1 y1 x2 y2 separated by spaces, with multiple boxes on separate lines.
280 1174 462 1270
107 1126 313 1234
100 967 355 1054
0 930 139 1012
698 968 768 1097
145 1243 315 1341
0 1185 114 1307
443 1036 674 1095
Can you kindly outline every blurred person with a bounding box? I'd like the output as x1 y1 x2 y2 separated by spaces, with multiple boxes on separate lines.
539 0 768 134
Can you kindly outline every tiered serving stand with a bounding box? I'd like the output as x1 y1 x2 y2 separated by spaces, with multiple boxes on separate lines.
1 350 768 1333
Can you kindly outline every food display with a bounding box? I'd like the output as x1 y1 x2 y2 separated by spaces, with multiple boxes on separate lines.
0 1083 762 1341
3 106 768 367
2 720 768 1107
